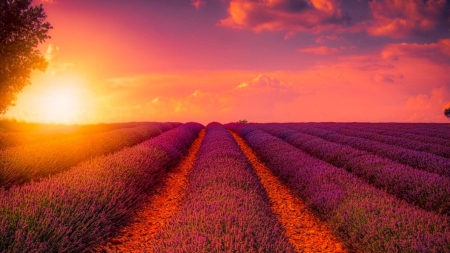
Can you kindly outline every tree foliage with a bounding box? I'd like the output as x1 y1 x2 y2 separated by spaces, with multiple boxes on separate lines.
0 0 52 113
445 108 450 119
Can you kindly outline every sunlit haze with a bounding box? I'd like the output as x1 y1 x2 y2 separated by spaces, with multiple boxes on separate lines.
4 0 450 124
38 83 85 124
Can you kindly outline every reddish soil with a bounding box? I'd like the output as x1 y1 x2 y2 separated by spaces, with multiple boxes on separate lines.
231 131 348 253
94 130 205 253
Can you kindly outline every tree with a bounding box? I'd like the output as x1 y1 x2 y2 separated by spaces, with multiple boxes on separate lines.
445 108 450 119
237 119 248 123
0 0 52 114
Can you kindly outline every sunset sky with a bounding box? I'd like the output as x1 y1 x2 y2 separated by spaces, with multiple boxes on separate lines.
4 0 450 124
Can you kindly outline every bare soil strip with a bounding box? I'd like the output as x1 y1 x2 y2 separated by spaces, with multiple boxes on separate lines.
95 129 205 253
230 131 347 253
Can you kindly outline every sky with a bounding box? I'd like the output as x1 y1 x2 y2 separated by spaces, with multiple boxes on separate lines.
4 0 450 124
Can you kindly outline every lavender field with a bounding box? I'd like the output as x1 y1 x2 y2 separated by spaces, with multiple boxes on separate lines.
0 122 449 252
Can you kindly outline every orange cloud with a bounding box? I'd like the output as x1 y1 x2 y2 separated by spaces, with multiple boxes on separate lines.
87 48 450 124
382 39 450 63
137 75 301 123
95 75 301 123
44 44 59 62
43 44 74 75
297 46 341 55
368 0 449 38
218 0 350 33
405 86 450 122
232 75 299 106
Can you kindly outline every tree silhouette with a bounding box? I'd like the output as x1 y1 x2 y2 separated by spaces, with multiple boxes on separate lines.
0 0 52 114
445 108 450 119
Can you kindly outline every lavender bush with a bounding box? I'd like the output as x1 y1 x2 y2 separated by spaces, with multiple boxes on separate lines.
325 123 450 147
227 123 450 253
0 122 203 253
256 123 450 215
317 123 450 159
151 123 295 252
0 122 177 189
285 123 450 178
0 122 175 149
350 122 450 140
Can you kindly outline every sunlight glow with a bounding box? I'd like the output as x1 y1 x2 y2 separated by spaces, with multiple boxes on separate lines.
37 83 85 124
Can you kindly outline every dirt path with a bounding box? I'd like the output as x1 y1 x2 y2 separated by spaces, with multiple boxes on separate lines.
95 129 205 253
230 131 347 253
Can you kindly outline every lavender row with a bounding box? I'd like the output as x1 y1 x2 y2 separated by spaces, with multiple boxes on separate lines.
0 122 203 253
316 123 450 159
331 123 450 147
227 123 450 253
0 122 177 189
374 123 450 139
338 122 450 143
256 123 450 216
284 123 450 178
151 123 295 252
0 121 165 149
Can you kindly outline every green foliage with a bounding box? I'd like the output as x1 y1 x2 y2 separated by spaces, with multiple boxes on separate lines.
0 0 52 113
445 108 450 119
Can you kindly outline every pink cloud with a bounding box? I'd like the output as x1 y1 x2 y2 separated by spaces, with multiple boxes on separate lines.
297 46 341 55
314 34 341 44
191 0 206 9
218 0 350 33
371 73 403 83
368 0 449 38
382 39 450 63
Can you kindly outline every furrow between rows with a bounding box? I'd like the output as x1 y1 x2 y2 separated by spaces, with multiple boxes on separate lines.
149 123 295 252
230 131 347 253
94 129 205 253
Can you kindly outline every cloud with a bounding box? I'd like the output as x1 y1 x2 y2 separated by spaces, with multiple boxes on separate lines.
225 75 301 120
44 44 59 62
381 39 450 63
297 46 341 55
371 73 403 83
191 0 206 9
233 75 299 101
71 55 450 124
314 34 341 44
368 0 450 38
43 44 74 75
120 74 302 123
356 63 396 71
218 0 351 33
405 86 450 122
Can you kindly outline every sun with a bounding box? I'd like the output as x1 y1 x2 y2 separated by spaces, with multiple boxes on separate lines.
38 84 84 124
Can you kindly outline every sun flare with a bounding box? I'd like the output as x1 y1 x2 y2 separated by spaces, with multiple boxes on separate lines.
38 84 85 124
